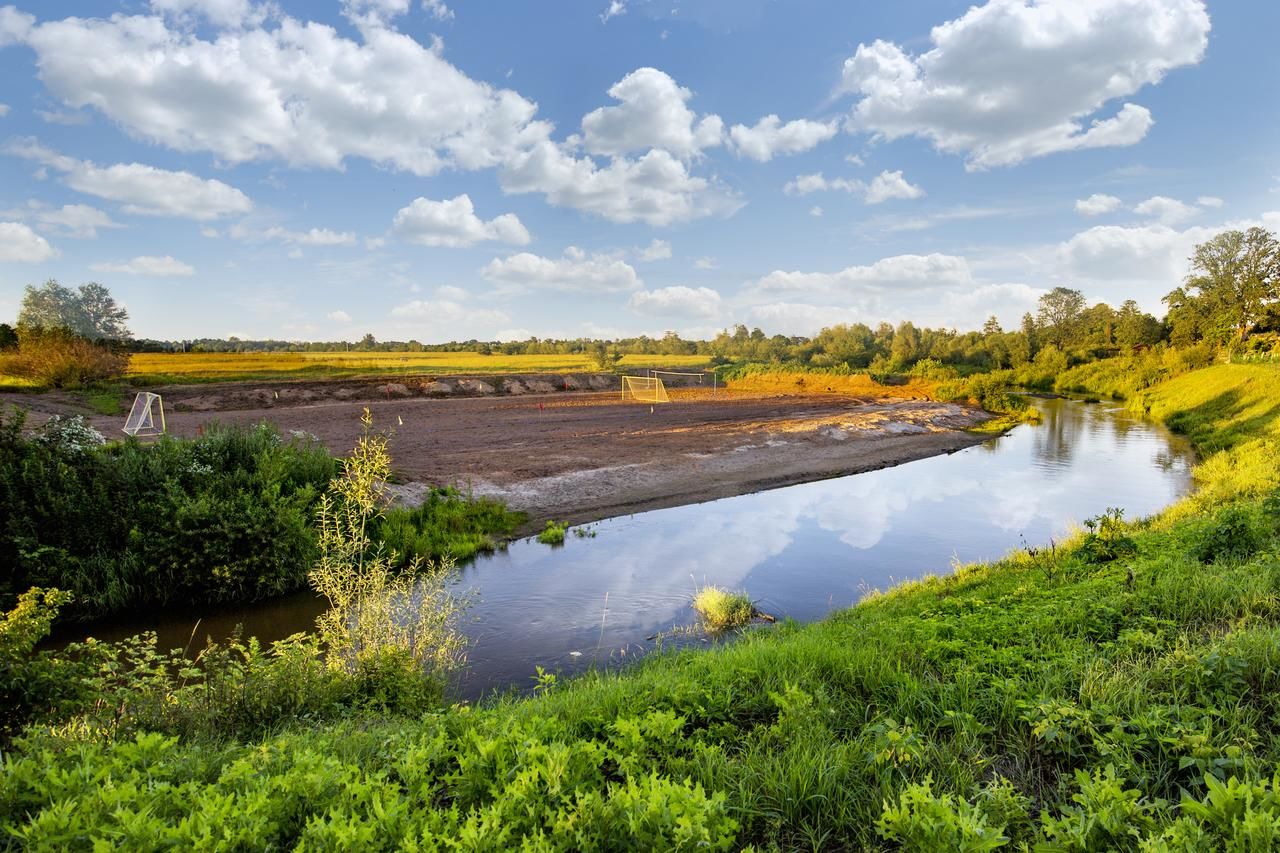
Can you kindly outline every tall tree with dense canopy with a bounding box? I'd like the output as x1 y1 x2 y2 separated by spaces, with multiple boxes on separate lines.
1035 287 1087 347
1175 227 1280 343
17 280 131 341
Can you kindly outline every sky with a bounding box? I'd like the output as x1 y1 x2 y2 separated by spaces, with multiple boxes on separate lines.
0 0 1277 343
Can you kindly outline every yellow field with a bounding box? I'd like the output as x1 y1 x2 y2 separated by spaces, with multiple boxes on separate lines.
125 351 712 381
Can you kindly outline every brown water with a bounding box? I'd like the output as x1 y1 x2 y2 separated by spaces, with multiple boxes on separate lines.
58 399 1194 699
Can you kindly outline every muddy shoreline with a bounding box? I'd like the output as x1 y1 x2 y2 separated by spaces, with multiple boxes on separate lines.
4 380 995 532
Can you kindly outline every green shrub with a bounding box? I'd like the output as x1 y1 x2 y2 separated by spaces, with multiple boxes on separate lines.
876 777 1009 851
0 410 334 615
1193 506 1265 564
3 327 129 388
538 519 569 545
1076 507 1139 564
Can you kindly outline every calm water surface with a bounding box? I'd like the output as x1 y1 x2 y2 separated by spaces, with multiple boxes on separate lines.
64 399 1194 699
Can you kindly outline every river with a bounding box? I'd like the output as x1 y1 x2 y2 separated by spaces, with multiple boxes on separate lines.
61 398 1194 699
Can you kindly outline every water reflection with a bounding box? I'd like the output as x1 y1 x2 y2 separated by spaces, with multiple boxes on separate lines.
59 399 1193 700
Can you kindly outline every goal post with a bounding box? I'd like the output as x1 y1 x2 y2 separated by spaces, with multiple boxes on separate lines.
621 375 669 403
645 369 718 393
122 391 166 436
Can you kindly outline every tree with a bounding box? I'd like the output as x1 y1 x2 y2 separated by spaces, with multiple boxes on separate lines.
1178 227 1280 343
0 323 16 350
982 315 1003 336
1115 300 1163 347
17 280 131 341
1035 287 1086 347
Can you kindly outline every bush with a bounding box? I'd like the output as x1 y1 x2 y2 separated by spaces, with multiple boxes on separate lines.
0 410 335 615
1075 507 1139 564
2 327 129 388
537 519 568 545
1192 506 1265 564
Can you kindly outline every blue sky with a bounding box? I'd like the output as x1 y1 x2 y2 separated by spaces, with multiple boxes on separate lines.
0 0 1277 342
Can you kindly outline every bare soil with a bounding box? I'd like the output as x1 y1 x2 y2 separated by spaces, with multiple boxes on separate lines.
3 379 992 531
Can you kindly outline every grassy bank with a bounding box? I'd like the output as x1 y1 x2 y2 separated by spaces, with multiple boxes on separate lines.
3 364 1280 848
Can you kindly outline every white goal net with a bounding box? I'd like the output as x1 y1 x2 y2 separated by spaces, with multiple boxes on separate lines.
621 375 669 403
122 392 166 436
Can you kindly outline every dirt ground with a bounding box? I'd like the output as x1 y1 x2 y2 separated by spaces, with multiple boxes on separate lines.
3 380 992 531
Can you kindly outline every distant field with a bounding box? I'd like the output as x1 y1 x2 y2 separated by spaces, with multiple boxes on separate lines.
124 351 712 382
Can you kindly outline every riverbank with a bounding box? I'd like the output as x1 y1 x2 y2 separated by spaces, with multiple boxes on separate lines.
5 363 1279 848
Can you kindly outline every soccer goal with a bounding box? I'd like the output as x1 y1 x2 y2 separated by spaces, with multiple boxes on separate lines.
621 375 669 403
122 391 166 437
645 369 718 394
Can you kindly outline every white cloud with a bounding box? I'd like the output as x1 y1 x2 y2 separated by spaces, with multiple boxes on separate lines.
328 310 353 323
809 206 823 217
747 303 868 336
482 247 641 293
839 0 1210 169
694 256 718 270
423 0 453 21
9 141 252 220
728 115 837 162
0 104 10 117
580 68 723 158
753 253 972 295
1133 195 1198 225
0 221 56 262
91 255 194 276
0 201 123 238
392 194 530 248
637 238 672 262
845 153 864 166
500 143 740 226
864 170 925 204
784 169 923 204
37 108 89 126
600 1 626 23
389 298 508 326
1197 196 1224 208
1075 193 1122 216
228 224 357 246
628 285 722 319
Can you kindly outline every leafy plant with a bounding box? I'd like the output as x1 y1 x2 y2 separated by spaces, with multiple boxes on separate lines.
1192 505 1264 563
537 519 569 545
692 586 756 631
1076 507 1138 564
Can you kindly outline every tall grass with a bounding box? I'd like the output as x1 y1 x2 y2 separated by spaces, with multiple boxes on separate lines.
373 487 525 564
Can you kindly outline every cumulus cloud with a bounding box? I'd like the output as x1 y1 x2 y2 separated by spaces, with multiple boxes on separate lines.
637 238 672 262
581 68 724 158
392 194 530 248
481 247 641 293
694 257 718 270
753 253 972 295
328 309 353 323
1133 195 1199 225
809 206 823 217
1075 193 1122 216
0 221 56 262
0 103 9 117
1197 196 1224 208
628 285 722 319
839 0 1210 169
784 169 924 204
6 12 744 227
8 141 252 220
91 255 194 276
149 0 268 28
728 115 837 162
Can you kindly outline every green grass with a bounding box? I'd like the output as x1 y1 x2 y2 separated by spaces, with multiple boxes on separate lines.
692 586 756 631
5 363 1280 848
537 519 569 545
373 487 527 564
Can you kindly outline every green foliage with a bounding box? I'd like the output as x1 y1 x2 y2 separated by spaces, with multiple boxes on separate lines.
1076 507 1138 564
0 409 334 615
6 363 1280 848
310 409 465 689
691 586 756 631
1192 506 1265 564
538 519 569 545
17 279 131 341
373 486 525 564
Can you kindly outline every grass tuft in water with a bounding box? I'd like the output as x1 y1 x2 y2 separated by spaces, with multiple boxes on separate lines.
537 520 569 546
692 586 756 631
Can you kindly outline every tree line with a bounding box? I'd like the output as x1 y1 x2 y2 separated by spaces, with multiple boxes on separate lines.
3 227 1278 378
